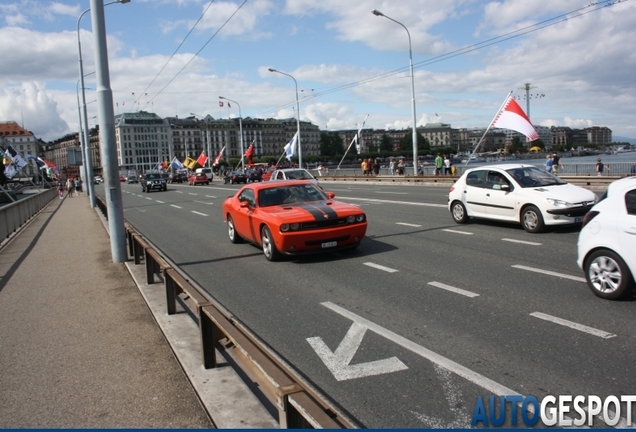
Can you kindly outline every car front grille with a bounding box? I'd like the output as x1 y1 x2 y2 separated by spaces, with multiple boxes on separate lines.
301 218 350 230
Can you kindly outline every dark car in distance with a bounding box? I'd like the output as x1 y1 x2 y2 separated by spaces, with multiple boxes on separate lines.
246 169 263 182
170 173 186 183
141 172 168 192
224 170 248 184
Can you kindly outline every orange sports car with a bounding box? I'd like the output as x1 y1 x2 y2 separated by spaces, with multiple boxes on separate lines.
222 180 367 261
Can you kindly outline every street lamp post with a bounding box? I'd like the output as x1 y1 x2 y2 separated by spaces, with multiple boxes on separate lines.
218 97 244 170
77 0 130 208
268 68 302 169
89 0 129 263
372 9 418 175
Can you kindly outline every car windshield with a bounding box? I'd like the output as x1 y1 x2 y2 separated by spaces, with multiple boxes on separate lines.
505 166 567 188
285 170 313 180
258 184 327 207
145 174 161 180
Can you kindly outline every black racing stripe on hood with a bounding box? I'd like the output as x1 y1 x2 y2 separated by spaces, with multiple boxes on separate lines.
293 202 339 220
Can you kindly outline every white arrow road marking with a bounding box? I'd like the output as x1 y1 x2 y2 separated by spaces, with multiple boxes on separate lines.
307 322 408 381
318 302 521 395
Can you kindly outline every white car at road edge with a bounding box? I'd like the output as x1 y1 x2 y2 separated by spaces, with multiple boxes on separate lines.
448 164 599 233
577 176 636 299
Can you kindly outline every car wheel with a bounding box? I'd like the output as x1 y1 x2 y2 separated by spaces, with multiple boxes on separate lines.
521 205 544 233
163 185 167 191
584 249 634 300
451 201 469 224
261 226 281 262
227 215 244 244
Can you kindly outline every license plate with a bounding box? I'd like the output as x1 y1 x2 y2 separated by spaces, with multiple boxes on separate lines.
575 217 583 223
322 241 337 248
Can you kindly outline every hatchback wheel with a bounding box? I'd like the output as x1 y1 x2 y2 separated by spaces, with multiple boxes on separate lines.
261 226 281 261
227 215 244 244
521 205 544 233
451 201 469 224
584 249 634 300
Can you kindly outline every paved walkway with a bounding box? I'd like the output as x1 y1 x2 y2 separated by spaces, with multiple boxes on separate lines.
0 193 275 428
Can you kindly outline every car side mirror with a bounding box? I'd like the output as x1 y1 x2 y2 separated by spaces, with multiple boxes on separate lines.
240 201 249 208
327 192 335 199
501 184 511 191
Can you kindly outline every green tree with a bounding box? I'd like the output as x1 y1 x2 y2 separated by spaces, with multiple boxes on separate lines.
379 134 393 152
320 132 345 158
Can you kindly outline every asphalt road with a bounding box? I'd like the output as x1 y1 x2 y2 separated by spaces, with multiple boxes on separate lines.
101 180 636 428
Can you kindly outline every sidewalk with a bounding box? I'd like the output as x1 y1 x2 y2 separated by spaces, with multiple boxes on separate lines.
0 193 275 428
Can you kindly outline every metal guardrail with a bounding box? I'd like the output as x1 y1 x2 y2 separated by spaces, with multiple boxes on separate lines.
0 188 58 247
100 197 356 428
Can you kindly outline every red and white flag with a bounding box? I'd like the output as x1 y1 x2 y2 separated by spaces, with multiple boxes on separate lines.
197 151 208 167
491 95 539 142
244 142 254 165
213 146 225 165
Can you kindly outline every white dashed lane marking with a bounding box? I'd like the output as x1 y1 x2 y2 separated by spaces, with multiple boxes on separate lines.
530 312 616 339
502 238 542 246
192 211 208 216
170 204 182 209
442 229 473 235
512 265 586 282
427 281 479 298
363 262 398 273
396 222 422 227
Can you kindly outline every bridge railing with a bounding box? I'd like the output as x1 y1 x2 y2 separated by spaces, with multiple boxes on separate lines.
0 188 58 248
98 197 357 429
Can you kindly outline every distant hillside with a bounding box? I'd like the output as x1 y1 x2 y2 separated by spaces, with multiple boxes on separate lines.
613 136 636 144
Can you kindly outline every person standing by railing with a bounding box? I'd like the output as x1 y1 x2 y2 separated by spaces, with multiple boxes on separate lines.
551 153 565 175
596 158 609 176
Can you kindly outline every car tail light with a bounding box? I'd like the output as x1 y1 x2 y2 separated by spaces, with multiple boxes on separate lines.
581 210 599 228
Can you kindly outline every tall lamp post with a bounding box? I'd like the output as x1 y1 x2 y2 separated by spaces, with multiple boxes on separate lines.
89 0 129 263
78 0 130 208
268 68 302 169
218 96 244 170
372 9 418 175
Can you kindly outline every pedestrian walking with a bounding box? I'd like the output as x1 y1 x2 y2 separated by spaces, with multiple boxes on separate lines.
545 154 553 173
57 179 64 199
372 158 380 176
434 153 443 176
443 155 452 175
596 158 609 176
389 158 396 176
66 177 75 197
551 153 564 175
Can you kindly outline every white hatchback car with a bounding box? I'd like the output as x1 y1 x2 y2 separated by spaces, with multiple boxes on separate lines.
448 164 599 233
577 176 636 299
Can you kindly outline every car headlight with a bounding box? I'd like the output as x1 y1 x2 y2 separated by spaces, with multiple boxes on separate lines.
347 216 356 223
546 198 573 208
281 224 289 232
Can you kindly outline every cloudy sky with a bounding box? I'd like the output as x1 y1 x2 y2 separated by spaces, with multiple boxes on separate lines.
1 0 635 142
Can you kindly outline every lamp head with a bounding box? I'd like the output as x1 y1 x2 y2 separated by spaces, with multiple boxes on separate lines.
372 9 384 17
120 0 131 3
268 68 276 72
219 96 225 100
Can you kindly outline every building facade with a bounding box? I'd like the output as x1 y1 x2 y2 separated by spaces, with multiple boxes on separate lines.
0 121 39 176
115 111 171 173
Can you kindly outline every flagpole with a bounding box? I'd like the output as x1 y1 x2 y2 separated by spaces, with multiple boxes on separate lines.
337 114 369 170
275 149 287 167
465 91 512 168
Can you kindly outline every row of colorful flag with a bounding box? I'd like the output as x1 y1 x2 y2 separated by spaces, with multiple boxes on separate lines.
1 144 58 180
